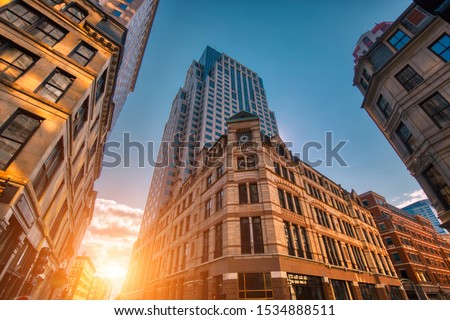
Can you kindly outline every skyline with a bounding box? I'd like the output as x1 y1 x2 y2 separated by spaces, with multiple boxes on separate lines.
80 0 432 296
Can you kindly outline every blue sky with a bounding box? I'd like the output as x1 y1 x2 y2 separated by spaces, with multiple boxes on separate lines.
96 0 423 210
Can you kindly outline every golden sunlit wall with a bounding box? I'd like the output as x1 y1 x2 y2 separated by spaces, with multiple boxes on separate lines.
0 0 124 300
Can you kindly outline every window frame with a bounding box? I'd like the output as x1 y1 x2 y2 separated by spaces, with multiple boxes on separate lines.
395 122 414 153
376 94 393 119
388 29 411 51
69 41 97 66
0 36 39 82
395 65 424 92
0 3 67 47
62 2 88 24
429 33 450 62
0 108 43 170
35 68 75 103
420 92 450 129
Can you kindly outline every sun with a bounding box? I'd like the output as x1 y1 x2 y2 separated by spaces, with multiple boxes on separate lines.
99 263 127 280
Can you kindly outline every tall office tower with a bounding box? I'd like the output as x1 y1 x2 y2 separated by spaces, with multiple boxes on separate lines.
98 0 159 127
121 113 404 300
0 0 158 299
142 46 279 224
122 47 280 298
353 3 450 232
402 199 449 235
360 191 450 299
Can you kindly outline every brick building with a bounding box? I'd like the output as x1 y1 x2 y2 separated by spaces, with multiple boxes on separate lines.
360 191 450 299
121 112 404 300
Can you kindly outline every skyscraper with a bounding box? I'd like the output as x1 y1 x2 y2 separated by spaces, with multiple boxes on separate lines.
402 199 448 235
98 0 159 127
353 3 450 232
141 46 279 226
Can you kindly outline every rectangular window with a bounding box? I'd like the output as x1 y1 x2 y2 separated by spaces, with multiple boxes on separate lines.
63 3 87 23
395 65 423 91
286 192 294 211
284 221 295 256
216 164 224 177
205 199 212 218
206 174 212 187
112 9 122 17
0 37 38 82
252 217 264 254
274 162 281 175
95 69 107 102
249 183 258 203
294 197 302 215
423 165 450 210
420 93 450 128
69 41 96 66
240 217 264 254
278 188 286 209
214 223 222 258
396 122 414 153
388 29 410 50
202 230 209 262
1 4 68 47
42 0 64 6
238 273 273 300
240 217 251 254
238 184 248 204
430 34 450 62
216 189 223 210
33 139 64 198
73 98 89 138
237 155 257 170
0 109 42 170
36 68 74 102
392 252 402 263
377 94 393 118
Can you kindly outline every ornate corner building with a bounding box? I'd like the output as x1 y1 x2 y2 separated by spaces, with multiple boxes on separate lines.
353 2 450 232
0 0 158 299
360 191 450 299
121 112 405 300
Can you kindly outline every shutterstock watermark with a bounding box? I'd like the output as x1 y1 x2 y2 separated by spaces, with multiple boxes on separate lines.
102 132 349 169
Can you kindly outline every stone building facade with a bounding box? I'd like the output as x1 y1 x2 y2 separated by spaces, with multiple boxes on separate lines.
0 0 126 299
353 3 450 231
121 112 405 300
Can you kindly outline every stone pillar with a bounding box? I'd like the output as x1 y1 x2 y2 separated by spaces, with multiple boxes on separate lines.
222 273 238 300
271 271 290 300
349 281 363 300
322 277 335 300
375 284 388 300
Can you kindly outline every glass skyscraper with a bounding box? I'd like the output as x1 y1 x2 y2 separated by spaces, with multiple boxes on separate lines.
402 200 448 234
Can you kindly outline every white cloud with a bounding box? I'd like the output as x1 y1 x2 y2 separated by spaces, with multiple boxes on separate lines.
78 199 143 298
391 189 428 208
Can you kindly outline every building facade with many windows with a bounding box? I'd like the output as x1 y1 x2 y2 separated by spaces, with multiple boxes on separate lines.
0 0 158 299
402 199 448 234
360 191 450 299
353 3 450 232
121 113 404 300
67 255 95 300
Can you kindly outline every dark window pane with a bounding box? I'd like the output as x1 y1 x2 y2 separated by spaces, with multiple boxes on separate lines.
240 218 251 254
420 93 450 128
252 217 264 254
238 184 247 204
249 183 258 203
0 109 42 170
